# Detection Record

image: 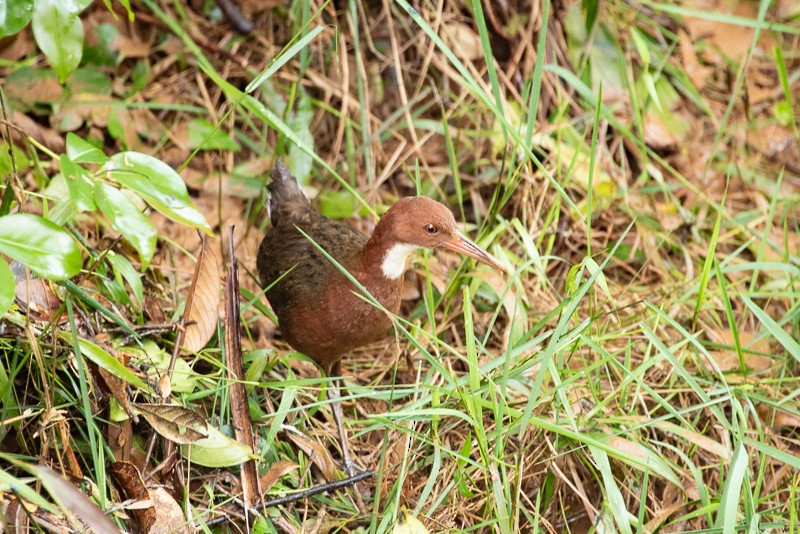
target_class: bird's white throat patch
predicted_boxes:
[381,243,418,280]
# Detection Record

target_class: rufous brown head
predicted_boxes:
[376,197,506,274]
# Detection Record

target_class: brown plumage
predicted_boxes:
[257,161,505,476]
[257,160,505,374]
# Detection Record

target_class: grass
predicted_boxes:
[1,0,800,532]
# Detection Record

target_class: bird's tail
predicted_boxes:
[268,160,311,226]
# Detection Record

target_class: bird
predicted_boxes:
[257,160,505,476]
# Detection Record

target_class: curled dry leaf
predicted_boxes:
[109,461,156,534]
[148,487,190,534]
[183,238,222,353]
[259,460,299,493]
[286,431,338,481]
[134,403,208,445]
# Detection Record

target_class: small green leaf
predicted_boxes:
[182,426,253,467]
[0,258,14,315]
[0,0,34,38]
[59,155,96,212]
[107,252,143,307]
[94,183,157,269]
[0,214,81,280]
[127,340,197,394]
[66,67,112,95]
[0,143,31,175]
[319,190,356,219]
[102,152,211,233]
[630,27,651,65]
[31,0,84,83]
[66,133,108,164]
[58,332,150,391]
[187,118,241,151]
[773,101,793,126]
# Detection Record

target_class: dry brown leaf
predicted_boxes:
[441,22,483,62]
[109,461,156,534]
[1,497,31,531]
[683,0,775,65]
[259,460,299,493]
[4,70,62,105]
[651,420,730,460]
[148,487,189,534]
[480,269,525,353]
[757,404,800,428]
[112,34,151,58]
[135,403,208,445]
[644,112,682,151]
[95,349,134,419]
[0,29,35,62]
[678,29,712,90]
[183,238,222,353]
[776,0,800,17]
[286,431,338,481]
[107,419,133,463]
[15,276,62,322]
[746,123,800,174]
[705,329,772,378]
[6,109,66,153]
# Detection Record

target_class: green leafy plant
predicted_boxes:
[0,133,210,316]
[0,0,133,83]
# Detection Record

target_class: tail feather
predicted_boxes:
[268,160,312,226]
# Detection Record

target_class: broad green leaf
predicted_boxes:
[0,214,81,280]
[0,258,13,315]
[94,183,157,269]
[102,152,211,233]
[126,340,197,394]
[31,0,84,83]
[66,133,108,164]
[59,155,96,212]
[0,143,31,176]
[0,0,34,38]
[59,332,150,391]
[186,118,241,151]
[182,425,253,467]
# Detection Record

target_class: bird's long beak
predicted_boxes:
[443,230,507,273]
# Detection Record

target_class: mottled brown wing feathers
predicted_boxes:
[258,161,370,325]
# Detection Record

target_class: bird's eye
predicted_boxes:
[424,224,438,235]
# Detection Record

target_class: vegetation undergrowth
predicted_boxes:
[0,0,799,532]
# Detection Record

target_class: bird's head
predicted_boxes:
[373,196,506,279]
